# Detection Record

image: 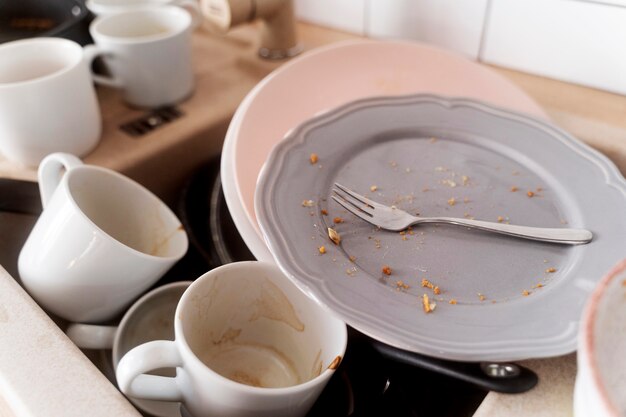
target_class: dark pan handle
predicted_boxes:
[350,328,538,394]
[0,179,42,215]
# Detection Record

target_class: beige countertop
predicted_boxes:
[1,21,625,417]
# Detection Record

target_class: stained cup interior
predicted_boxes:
[180,262,346,389]
[0,39,82,85]
[67,166,187,258]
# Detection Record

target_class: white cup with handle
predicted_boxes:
[0,38,101,167]
[116,261,348,417]
[84,6,195,109]
[18,152,188,323]
[68,281,192,417]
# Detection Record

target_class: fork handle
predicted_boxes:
[414,217,593,245]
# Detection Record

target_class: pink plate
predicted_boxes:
[575,259,626,417]
[221,39,546,260]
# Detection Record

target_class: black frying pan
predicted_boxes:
[0,0,93,46]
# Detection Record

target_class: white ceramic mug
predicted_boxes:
[85,6,195,108]
[68,281,192,417]
[117,261,347,417]
[0,38,101,166]
[18,152,188,323]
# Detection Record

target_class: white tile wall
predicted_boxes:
[294,0,626,94]
[481,0,626,95]
[367,0,488,59]
[294,0,488,58]
[294,0,367,35]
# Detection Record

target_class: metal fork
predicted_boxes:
[331,183,592,245]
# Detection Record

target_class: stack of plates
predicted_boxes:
[221,40,626,364]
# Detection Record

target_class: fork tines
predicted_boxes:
[332,183,375,219]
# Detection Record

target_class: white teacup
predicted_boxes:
[68,281,192,417]
[116,261,347,417]
[0,38,101,166]
[18,152,188,323]
[85,6,195,108]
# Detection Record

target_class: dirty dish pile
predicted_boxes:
[255,93,626,362]
[220,39,547,263]
[16,153,344,417]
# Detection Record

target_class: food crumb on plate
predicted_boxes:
[318,246,326,254]
[328,228,341,245]
[333,217,344,224]
[447,197,456,206]
[422,294,436,313]
[395,280,410,291]
[449,299,458,305]
[382,265,392,275]
[302,199,315,207]
[421,279,441,294]
[442,179,457,188]
[370,185,378,192]
[546,267,557,273]
[522,290,531,296]
[309,153,318,164]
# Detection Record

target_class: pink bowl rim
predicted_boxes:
[582,257,626,417]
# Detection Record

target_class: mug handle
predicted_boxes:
[116,340,184,402]
[66,323,117,350]
[38,152,83,208]
[174,0,202,29]
[83,45,125,89]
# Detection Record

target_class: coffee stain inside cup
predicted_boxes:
[199,343,301,388]
[149,224,184,257]
[311,350,322,377]
[328,355,342,370]
[249,279,305,332]
[186,275,314,388]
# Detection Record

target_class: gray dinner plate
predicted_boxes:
[256,94,626,362]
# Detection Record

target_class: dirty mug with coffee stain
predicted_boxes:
[18,152,188,323]
[116,261,347,417]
